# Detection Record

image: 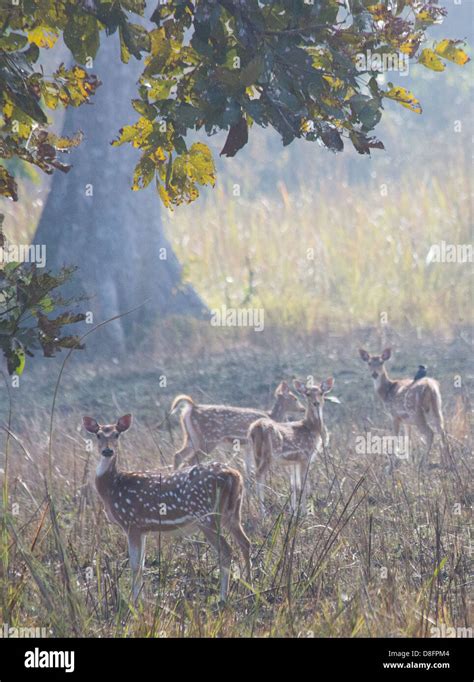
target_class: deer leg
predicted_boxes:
[228,519,251,582]
[387,417,403,471]
[256,469,266,518]
[396,421,410,463]
[405,423,412,461]
[255,453,271,518]
[322,424,330,448]
[222,480,252,581]
[298,460,311,515]
[430,404,448,468]
[289,465,301,513]
[253,428,272,518]
[200,522,233,602]
[417,413,434,469]
[128,528,146,602]
[244,444,254,478]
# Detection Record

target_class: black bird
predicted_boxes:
[413,365,427,382]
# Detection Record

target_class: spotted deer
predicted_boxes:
[83,414,251,603]
[359,348,445,465]
[171,381,305,470]
[248,378,334,517]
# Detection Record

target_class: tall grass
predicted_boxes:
[1,65,471,639]
[0,332,471,638]
[166,148,471,335]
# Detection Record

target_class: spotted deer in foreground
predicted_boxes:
[248,378,334,517]
[83,414,251,603]
[359,348,445,465]
[171,381,305,470]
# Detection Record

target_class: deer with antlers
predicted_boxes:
[248,378,334,517]
[171,381,305,470]
[359,348,445,466]
[83,414,251,603]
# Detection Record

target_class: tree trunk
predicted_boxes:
[33,36,206,354]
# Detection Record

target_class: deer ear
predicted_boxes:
[321,377,334,394]
[277,380,289,394]
[292,379,306,395]
[83,417,99,434]
[359,349,370,362]
[117,414,132,432]
[381,348,391,361]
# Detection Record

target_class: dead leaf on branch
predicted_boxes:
[220,117,249,158]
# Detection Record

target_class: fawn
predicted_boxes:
[83,414,251,602]
[171,380,305,470]
[359,348,445,465]
[248,378,334,517]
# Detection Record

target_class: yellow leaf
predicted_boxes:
[2,98,33,138]
[41,82,60,109]
[27,26,58,49]
[400,35,419,57]
[323,74,344,90]
[435,40,470,66]
[158,184,172,208]
[2,99,13,119]
[416,10,436,25]
[367,4,387,20]
[112,118,153,148]
[149,27,167,56]
[418,49,445,72]
[188,142,215,186]
[300,119,313,134]
[384,86,422,114]
[150,147,166,163]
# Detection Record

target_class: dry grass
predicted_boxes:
[0,328,472,638]
[0,83,472,638]
[165,147,471,335]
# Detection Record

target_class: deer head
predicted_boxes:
[292,378,334,421]
[359,348,391,379]
[83,414,132,462]
[274,380,305,413]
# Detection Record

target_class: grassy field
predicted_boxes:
[1,72,472,638]
[0,324,472,637]
[165,147,471,335]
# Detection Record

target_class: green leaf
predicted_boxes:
[0,165,19,201]
[7,347,25,376]
[132,98,158,119]
[132,155,155,190]
[349,95,382,130]
[239,56,264,87]
[63,13,100,64]
[120,22,151,61]
[0,33,28,52]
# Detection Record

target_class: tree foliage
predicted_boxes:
[0,1,469,374]
[0,0,469,207]
[0,216,85,375]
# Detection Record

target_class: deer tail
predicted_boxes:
[248,420,272,475]
[224,469,244,515]
[170,394,195,414]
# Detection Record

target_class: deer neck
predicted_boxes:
[302,403,323,435]
[269,396,286,421]
[373,366,397,402]
[95,455,118,502]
